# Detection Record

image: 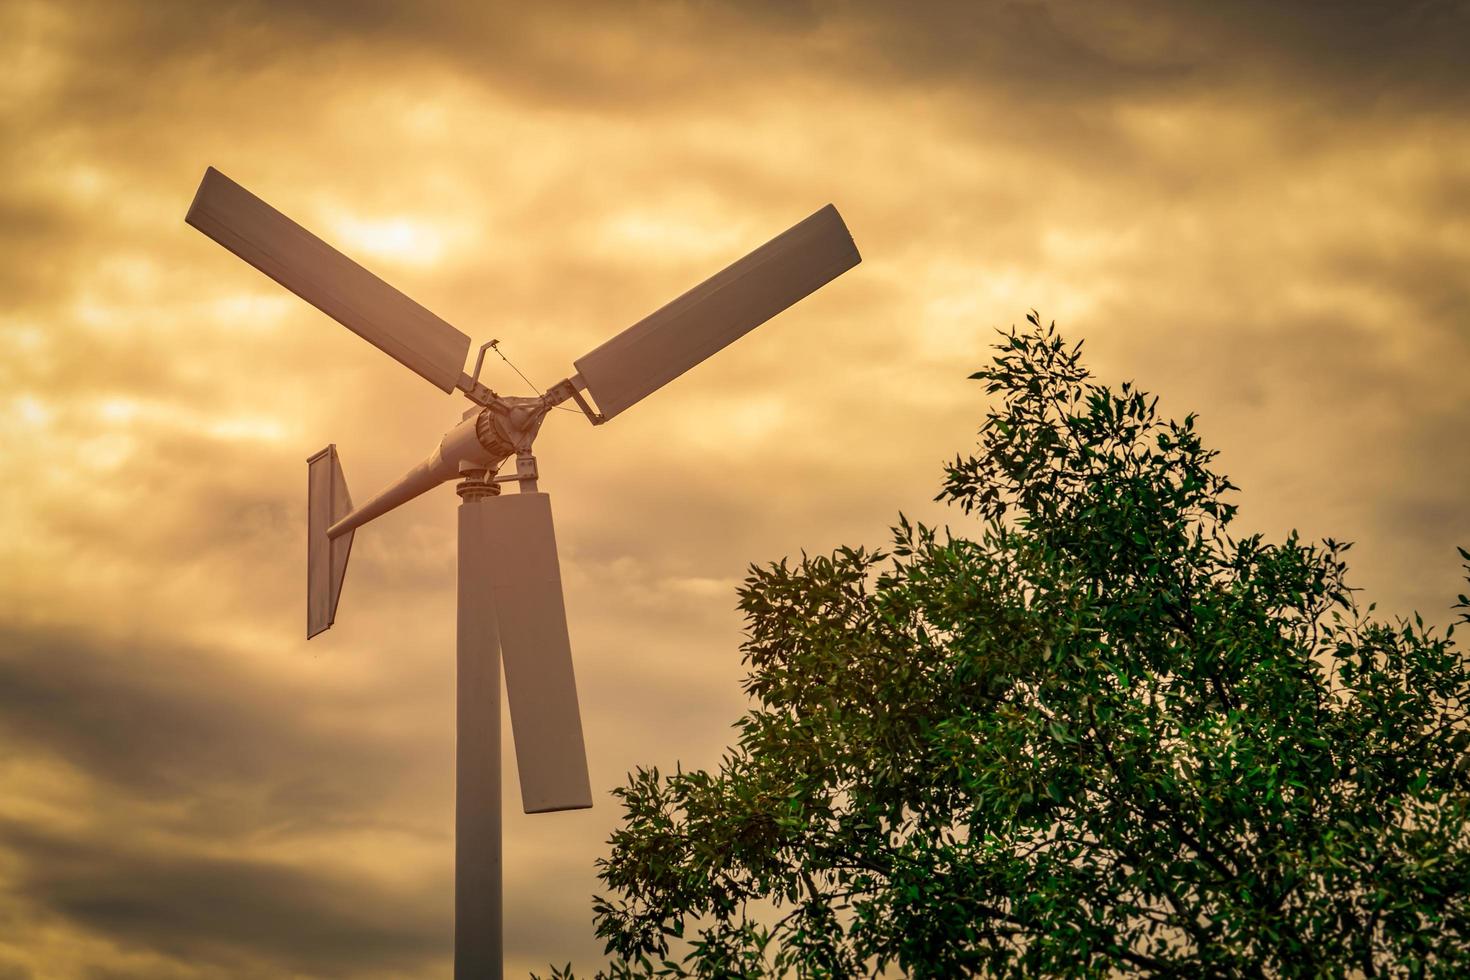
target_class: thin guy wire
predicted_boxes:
[491,342,580,413]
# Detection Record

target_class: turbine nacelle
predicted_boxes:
[317,388,558,550]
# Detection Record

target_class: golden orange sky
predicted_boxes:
[2,1,1468,976]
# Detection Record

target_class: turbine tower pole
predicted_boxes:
[456,469,503,979]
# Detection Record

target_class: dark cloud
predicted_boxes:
[0,623,440,826]
[847,1,1193,103]
[833,0,1470,111]
[21,0,1467,139]
[0,623,456,975]
[1319,241,1470,328]
[0,818,448,977]
[1177,0,1470,103]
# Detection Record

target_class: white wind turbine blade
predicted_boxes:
[572,203,861,420]
[186,167,472,393]
[476,492,592,813]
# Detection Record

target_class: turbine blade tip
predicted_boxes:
[523,798,594,814]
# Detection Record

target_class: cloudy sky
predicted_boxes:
[2,0,1468,975]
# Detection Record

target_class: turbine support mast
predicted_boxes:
[456,484,505,980]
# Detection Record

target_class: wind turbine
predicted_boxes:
[185,166,861,977]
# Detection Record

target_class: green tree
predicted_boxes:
[557,316,1470,978]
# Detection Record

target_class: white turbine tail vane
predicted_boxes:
[473,492,591,813]
[572,203,861,420]
[303,412,496,639]
[307,445,354,638]
[186,167,472,392]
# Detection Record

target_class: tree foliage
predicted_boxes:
[551,317,1470,977]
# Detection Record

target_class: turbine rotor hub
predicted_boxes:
[476,395,549,459]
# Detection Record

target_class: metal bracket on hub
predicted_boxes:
[453,340,511,408]
[543,375,605,426]
[456,372,497,408]
[488,456,535,483]
[485,451,539,493]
